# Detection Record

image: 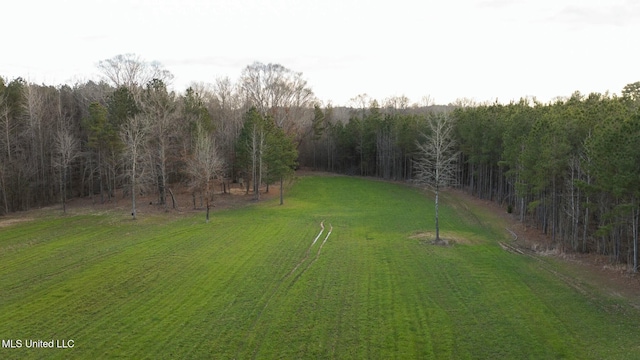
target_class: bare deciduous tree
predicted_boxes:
[54,127,80,213]
[383,95,410,113]
[211,77,244,180]
[420,95,435,107]
[349,93,371,119]
[186,123,224,222]
[141,79,177,210]
[120,114,150,220]
[415,112,458,244]
[236,108,271,201]
[0,93,11,214]
[0,93,12,161]
[98,54,174,99]
[0,163,7,215]
[239,62,315,138]
[24,84,47,198]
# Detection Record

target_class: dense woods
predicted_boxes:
[1,54,639,270]
[306,87,640,271]
[0,55,302,219]
[452,89,640,272]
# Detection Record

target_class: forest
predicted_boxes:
[1,54,639,271]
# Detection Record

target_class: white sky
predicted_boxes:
[3,0,640,106]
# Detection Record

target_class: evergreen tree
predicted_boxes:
[265,125,298,205]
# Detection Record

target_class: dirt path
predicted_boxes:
[8,182,281,220]
[0,218,33,228]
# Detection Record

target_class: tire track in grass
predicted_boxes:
[499,230,589,297]
[295,223,333,280]
[287,220,325,276]
[242,220,333,358]
[238,220,333,357]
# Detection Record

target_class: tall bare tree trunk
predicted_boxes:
[121,114,149,220]
[59,170,65,214]
[435,183,440,243]
[252,125,258,199]
[168,188,177,210]
[205,183,210,223]
[415,113,457,245]
[131,154,137,220]
[279,176,284,205]
[0,167,8,215]
[633,200,638,273]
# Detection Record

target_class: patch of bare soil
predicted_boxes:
[15,179,281,221]
[295,168,344,177]
[410,232,472,246]
[448,189,640,306]
[0,217,33,228]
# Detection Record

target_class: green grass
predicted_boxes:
[1,175,639,359]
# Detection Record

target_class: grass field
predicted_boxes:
[1,175,639,359]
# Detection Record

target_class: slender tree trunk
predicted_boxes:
[633,201,638,273]
[552,177,557,243]
[0,168,7,215]
[469,163,474,195]
[520,196,525,223]
[251,125,259,200]
[571,163,578,250]
[88,156,94,204]
[583,199,589,252]
[98,152,104,204]
[489,165,493,201]
[359,132,363,176]
[112,161,117,202]
[131,158,137,220]
[3,110,10,162]
[106,162,112,201]
[159,144,167,210]
[255,129,264,201]
[205,183,210,223]
[435,184,440,243]
[279,176,284,205]
[60,168,67,214]
[168,187,177,210]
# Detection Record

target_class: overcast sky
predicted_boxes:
[3,0,640,106]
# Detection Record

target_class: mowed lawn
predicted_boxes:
[1,176,639,359]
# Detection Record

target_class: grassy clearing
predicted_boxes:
[1,176,639,359]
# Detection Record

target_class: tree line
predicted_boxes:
[452,86,640,272]
[0,54,438,220]
[2,53,638,269]
[299,94,449,179]
[0,55,303,220]
[308,85,640,271]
